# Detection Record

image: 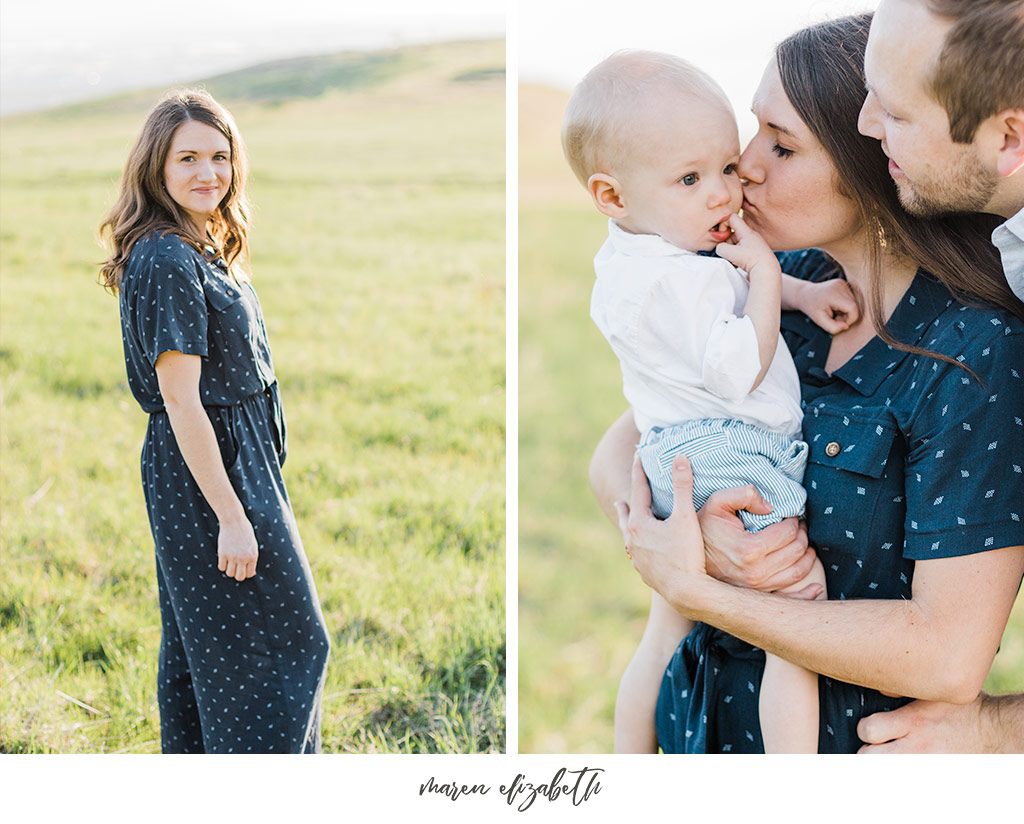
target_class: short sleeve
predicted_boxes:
[902,328,1024,559]
[130,252,208,367]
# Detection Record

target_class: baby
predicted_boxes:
[563,51,858,753]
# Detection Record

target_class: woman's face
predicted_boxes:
[162,119,232,233]
[738,60,862,254]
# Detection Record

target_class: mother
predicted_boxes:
[99,89,330,753]
[592,13,1024,753]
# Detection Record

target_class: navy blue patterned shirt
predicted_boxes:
[779,249,1024,602]
[656,248,1024,753]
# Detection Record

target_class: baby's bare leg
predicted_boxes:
[758,556,827,753]
[616,592,694,752]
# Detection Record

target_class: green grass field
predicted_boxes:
[517,82,1024,754]
[0,40,505,754]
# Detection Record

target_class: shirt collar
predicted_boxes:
[828,269,956,397]
[606,219,694,257]
[991,206,1024,301]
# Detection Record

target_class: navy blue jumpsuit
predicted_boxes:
[655,249,1024,754]
[119,231,330,753]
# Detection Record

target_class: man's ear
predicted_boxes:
[993,109,1024,178]
[588,173,628,219]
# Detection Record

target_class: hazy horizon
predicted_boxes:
[0,0,504,116]
[518,0,879,142]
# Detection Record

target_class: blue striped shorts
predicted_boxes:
[637,418,807,532]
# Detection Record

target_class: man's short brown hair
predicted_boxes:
[925,0,1024,142]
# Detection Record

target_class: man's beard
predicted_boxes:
[895,145,998,218]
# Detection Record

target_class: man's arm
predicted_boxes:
[589,408,640,527]
[858,694,1024,753]
[625,455,1024,704]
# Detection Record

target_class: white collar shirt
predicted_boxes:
[590,220,803,436]
[992,205,1024,301]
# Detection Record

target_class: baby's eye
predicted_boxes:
[680,173,698,186]
[772,144,794,159]
[723,163,737,175]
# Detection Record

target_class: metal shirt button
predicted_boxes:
[825,441,841,457]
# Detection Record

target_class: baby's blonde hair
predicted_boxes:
[561,50,731,185]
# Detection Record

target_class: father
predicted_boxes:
[855,0,1024,752]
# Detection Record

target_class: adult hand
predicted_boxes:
[614,454,708,610]
[218,516,259,581]
[698,485,820,595]
[857,698,985,754]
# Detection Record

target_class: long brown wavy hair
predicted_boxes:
[98,88,251,293]
[775,12,1024,372]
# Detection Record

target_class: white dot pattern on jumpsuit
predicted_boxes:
[121,233,330,753]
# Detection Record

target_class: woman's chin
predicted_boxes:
[742,214,772,243]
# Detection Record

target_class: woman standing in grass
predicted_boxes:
[99,89,330,753]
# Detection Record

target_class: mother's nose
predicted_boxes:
[737,145,764,185]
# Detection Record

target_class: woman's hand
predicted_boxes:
[156,351,257,581]
[217,516,259,581]
[615,454,710,611]
[697,486,820,595]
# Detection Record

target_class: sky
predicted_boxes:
[0,0,506,115]
[516,0,881,140]
[2,1,883,119]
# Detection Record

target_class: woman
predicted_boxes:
[99,89,330,753]
[592,13,1024,753]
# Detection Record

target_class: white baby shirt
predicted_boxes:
[590,219,803,437]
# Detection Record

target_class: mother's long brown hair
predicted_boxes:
[99,88,251,293]
[775,12,1024,368]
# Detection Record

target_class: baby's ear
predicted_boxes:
[588,173,627,219]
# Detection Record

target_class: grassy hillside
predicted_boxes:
[517,82,1024,754]
[0,39,505,754]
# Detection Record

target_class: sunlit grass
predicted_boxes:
[0,40,505,754]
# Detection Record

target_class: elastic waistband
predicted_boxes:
[642,417,799,445]
[150,382,278,416]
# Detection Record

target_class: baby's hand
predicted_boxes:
[790,277,861,334]
[714,212,779,280]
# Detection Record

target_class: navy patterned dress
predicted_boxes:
[655,249,1024,753]
[119,231,330,753]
